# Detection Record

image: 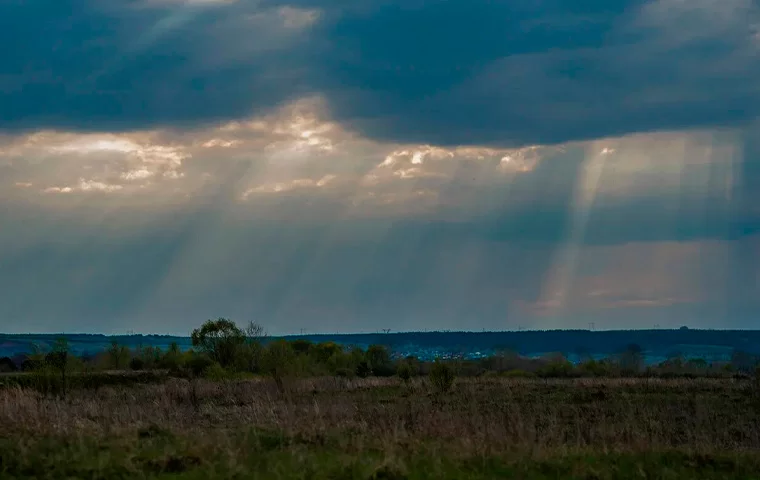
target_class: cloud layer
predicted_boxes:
[3,0,760,146]
[1,0,759,333]
[1,97,758,333]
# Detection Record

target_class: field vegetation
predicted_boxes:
[1,318,759,478]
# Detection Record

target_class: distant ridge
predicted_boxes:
[1,329,758,360]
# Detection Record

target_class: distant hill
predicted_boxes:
[0,334,192,358]
[1,329,758,362]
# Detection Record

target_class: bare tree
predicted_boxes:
[245,321,266,342]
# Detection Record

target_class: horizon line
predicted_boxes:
[0,326,748,337]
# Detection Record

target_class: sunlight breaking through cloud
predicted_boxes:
[0,98,758,331]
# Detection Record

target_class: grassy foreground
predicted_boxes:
[2,377,760,479]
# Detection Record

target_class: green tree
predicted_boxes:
[429,359,455,393]
[397,361,413,384]
[160,342,183,372]
[579,358,609,377]
[129,357,145,371]
[261,340,295,392]
[107,340,130,370]
[349,346,366,368]
[291,339,313,355]
[239,321,266,373]
[314,342,342,364]
[191,318,246,369]
[355,361,371,378]
[186,351,214,377]
[537,359,575,378]
[45,337,69,396]
[367,344,393,376]
[139,345,162,369]
[25,343,45,371]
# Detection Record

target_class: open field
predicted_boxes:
[2,376,760,478]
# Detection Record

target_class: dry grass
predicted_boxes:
[1,376,758,450]
[2,376,759,478]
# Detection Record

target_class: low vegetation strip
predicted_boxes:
[2,377,760,478]
[3,319,760,478]
[1,319,753,399]
[2,436,759,480]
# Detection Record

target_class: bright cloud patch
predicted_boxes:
[0,99,758,332]
[44,179,124,194]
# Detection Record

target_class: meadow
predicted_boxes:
[2,319,760,479]
[4,376,760,478]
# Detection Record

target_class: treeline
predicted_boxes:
[289,329,759,357]
[5,328,760,362]
[5,319,760,397]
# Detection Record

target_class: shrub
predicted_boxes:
[356,361,371,378]
[367,345,392,374]
[261,340,295,392]
[429,360,455,393]
[129,357,145,371]
[502,369,535,378]
[186,353,214,377]
[237,342,264,374]
[372,363,397,377]
[291,339,313,355]
[202,362,229,381]
[537,360,575,378]
[335,367,354,378]
[579,359,610,377]
[159,343,184,372]
[313,342,343,364]
[397,362,413,383]
[107,340,131,370]
[30,366,60,395]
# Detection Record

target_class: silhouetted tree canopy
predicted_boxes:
[191,318,246,369]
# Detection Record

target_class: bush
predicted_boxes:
[356,361,371,378]
[367,345,392,375]
[397,362,413,383]
[129,357,145,371]
[537,360,575,378]
[372,363,397,377]
[187,353,214,377]
[579,359,610,377]
[202,362,229,381]
[502,369,535,378]
[429,360,455,393]
[261,340,295,392]
[335,367,354,378]
[30,366,61,395]
[291,339,313,355]
[159,345,184,373]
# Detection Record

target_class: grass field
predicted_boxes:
[2,376,760,479]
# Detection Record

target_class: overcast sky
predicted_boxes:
[1,0,759,335]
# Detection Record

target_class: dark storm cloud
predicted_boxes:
[2,0,760,146]
[0,0,314,132]
[313,0,760,145]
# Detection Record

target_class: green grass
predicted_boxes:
[2,433,760,479]
[2,377,760,478]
